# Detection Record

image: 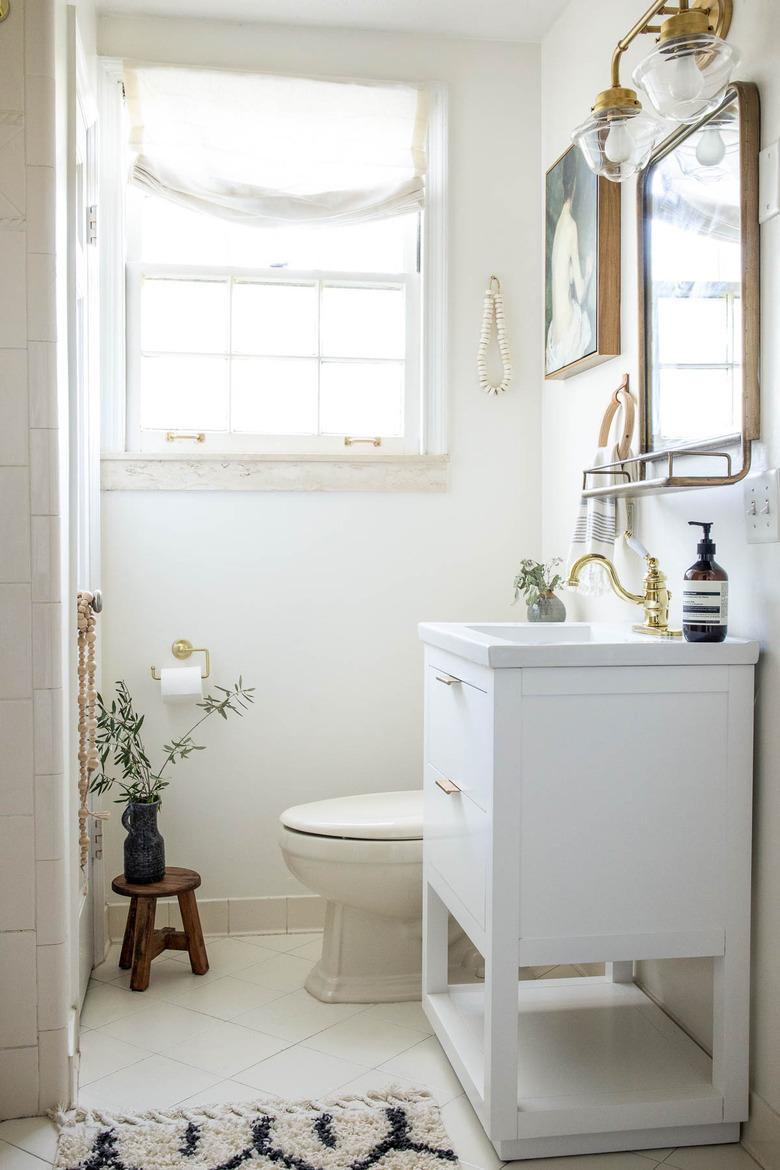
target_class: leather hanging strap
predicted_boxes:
[597,372,635,460]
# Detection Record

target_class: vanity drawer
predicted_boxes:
[424,763,487,928]
[426,664,491,811]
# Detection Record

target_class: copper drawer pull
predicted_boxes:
[435,674,461,686]
[435,777,461,795]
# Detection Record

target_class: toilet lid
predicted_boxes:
[280,790,423,840]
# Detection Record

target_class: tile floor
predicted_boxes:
[0,933,762,1170]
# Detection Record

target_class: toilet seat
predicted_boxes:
[280,790,422,841]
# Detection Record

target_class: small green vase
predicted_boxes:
[526,592,566,623]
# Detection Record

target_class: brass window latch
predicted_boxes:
[166,431,206,443]
[344,436,382,447]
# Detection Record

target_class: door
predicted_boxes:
[67,9,103,1007]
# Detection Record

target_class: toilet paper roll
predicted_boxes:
[160,666,203,704]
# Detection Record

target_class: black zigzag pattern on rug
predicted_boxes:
[65,1106,458,1170]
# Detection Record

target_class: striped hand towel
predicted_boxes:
[568,444,630,596]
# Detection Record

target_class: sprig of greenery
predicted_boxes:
[89,677,255,806]
[512,557,564,606]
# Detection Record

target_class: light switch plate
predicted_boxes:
[744,470,780,543]
[759,140,780,224]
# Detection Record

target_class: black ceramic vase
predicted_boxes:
[122,801,165,884]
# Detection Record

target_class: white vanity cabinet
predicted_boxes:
[419,622,759,1162]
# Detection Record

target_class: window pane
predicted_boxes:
[231,357,318,434]
[319,361,404,435]
[141,278,228,354]
[655,366,737,445]
[656,295,732,364]
[232,282,318,356]
[321,286,405,359]
[140,355,229,430]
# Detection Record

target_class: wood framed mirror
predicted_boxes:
[634,81,760,493]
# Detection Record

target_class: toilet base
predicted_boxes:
[305,900,483,1003]
[306,901,422,1003]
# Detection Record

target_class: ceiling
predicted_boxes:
[97,0,570,43]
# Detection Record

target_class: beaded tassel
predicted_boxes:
[77,592,99,871]
[477,275,513,395]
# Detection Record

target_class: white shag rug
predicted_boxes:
[54,1088,459,1170]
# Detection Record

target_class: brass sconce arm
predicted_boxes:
[610,0,676,87]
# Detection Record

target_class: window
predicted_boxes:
[126,196,421,453]
[112,65,446,460]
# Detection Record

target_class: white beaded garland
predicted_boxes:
[477,274,512,396]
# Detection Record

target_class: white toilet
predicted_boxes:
[280,789,475,1003]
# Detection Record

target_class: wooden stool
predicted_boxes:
[111,867,209,992]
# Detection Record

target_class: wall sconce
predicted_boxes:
[572,0,738,182]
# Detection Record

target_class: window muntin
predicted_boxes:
[126,192,421,454]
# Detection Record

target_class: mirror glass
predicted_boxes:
[643,89,744,452]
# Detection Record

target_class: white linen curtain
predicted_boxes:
[123,64,429,227]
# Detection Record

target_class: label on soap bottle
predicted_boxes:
[682,580,729,625]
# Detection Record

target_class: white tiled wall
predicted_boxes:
[0,0,69,1120]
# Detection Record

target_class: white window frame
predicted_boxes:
[98,60,448,488]
[126,263,421,455]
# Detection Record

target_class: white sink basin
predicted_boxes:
[418,620,757,668]
[466,622,592,644]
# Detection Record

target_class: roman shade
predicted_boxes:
[123,64,429,227]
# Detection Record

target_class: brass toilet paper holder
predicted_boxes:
[151,639,211,681]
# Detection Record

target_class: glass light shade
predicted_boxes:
[573,104,661,182]
[633,34,740,124]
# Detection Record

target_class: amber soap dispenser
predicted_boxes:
[682,522,728,643]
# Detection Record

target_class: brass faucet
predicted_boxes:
[567,553,682,638]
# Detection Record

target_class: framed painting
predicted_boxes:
[544,144,621,380]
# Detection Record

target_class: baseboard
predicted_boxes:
[743,1090,780,1170]
[106,894,324,941]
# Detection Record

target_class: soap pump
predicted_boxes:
[682,521,728,643]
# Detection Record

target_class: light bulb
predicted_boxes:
[604,121,634,164]
[666,52,703,102]
[695,126,726,166]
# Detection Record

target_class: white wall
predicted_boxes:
[0,0,95,1119]
[97,16,542,901]
[540,0,780,1160]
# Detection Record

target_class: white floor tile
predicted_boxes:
[663,1146,761,1170]
[168,937,272,976]
[359,1001,433,1034]
[108,958,218,999]
[90,944,124,983]
[233,1045,368,1100]
[504,1156,660,1169]
[79,982,147,1030]
[0,1119,57,1164]
[289,939,322,960]
[234,953,315,993]
[95,1002,214,1052]
[378,1035,464,1100]
[238,933,322,954]
[439,1095,503,1170]
[77,1054,221,1113]
[162,1019,291,1078]
[170,975,287,1020]
[303,1015,429,1067]
[235,988,367,1042]
[176,1079,276,1108]
[78,1030,148,1085]
[0,1141,51,1170]
[337,1068,464,1108]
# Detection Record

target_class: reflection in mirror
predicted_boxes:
[644,92,743,451]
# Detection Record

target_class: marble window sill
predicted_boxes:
[100,452,449,492]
